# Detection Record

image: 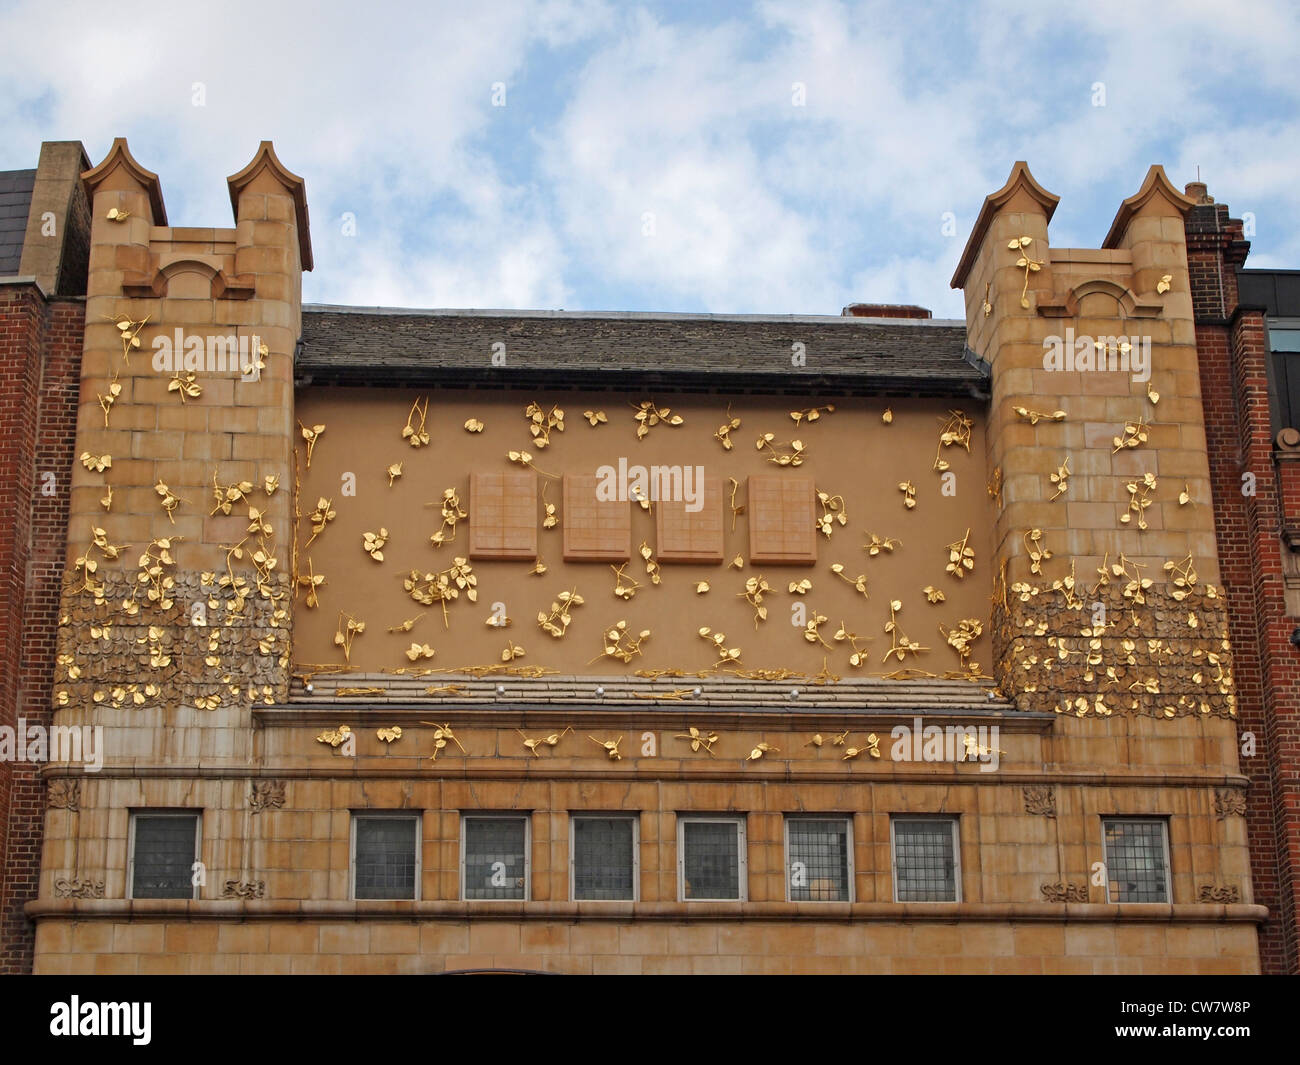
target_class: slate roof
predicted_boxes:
[298,305,987,396]
[0,169,35,276]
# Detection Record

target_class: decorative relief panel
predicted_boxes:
[655,477,725,563]
[747,475,817,565]
[469,471,538,561]
[562,474,631,562]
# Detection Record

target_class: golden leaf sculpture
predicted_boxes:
[675,726,720,757]
[402,397,430,447]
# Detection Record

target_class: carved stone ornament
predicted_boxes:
[54,877,105,899]
[1040,882,1088,903]
[221,879,266,900]
[1197,884,1240,904]
[1213,788,1246,820]
[1023,785,1057,817]
[249,779,286,813]
[47,778,81,812]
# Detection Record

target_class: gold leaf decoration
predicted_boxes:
[633,400,682,440]
[105,313,148,365]
[747,742,778,761]
[80,452,112,474]
[525,402,565,448]
[463,418,485,433]
[404,558,478,627]
[945,529,975,579]
[595,620,651,663]
[363,529,388,561]
[97,380,122,426]
[419,721,468,761]
[537,588,584,638]
[883,600,928,663]
[305,497,336,548]
[863,533,901,557]
[1113,416,1150,453]
[830,563,868,599]
[933,409,973,472]
[714,404,742,450]
[611,562,641,601]
[675,726,720,757]
[1013,406,1067,426]
[1049,457,1070,501]
[882,408,893,425]
[377,726,402,743]
[815,490,848,537]
[756,433,806,466]
[402,397,430,448]
[386,462,404,487]
[1008,235,1043,308]
[1120,472,1158,530]
[738,575,774,627]
[1156,274,1172,294]
[583,409,607,427]
[639,541,661,585]
[923,586,945,604]
[790,404,834,425]
[297,556,325,609]
[428,487,467,547]
[898,481,917,510]
[589,734,623,760]
[405,642,435,662]
[106,206,129,222]
[698,625,742,667]
[316,725,352,748]
[299,422,325,467]
[833,621,871,667]
[501,640,526,662]
[332,612,366,663]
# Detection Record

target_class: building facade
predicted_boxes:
[0,140,1278,973]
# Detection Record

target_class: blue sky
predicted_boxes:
[2,0,1297,317]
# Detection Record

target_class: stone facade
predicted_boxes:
[2,143,1273,974]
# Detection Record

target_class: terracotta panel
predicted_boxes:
[656,477,724,563]
[562,474,631,561]
[747,475,816,564]
[469,471,538,560]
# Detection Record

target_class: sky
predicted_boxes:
[1,0,1297,318]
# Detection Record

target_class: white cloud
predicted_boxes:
[0,0,1296,315]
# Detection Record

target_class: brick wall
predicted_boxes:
[1188,198,1300,974]
[0,287,84,972]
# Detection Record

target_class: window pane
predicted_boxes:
[789,819,850,901]
[132,816,197,899]
[1105,820,1168,903]
[894,819,957,901]
[683,821,740,900]
[464,819,527,900]
[573,818,635,900]
[354,817,417,900]
[1268,326,1300,353]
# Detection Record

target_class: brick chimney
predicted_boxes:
[840,303,932,319]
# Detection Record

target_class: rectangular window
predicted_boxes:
[351,814,419,900]
[129,812,200,900]
[1103,818,1170,903]
[678,816,746,901]
[892,817,960,902]
[786,817,853,902]
[462,816,529,901]
[571,816,638,901]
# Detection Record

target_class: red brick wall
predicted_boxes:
[1189,202,1300,974]
[0,286,83,973]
